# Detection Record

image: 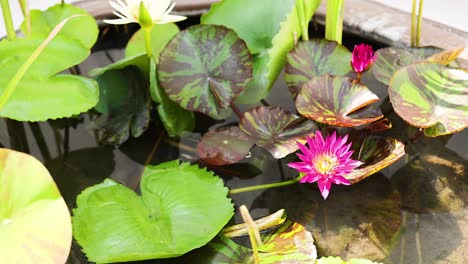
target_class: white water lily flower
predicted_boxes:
[104,0,186,25]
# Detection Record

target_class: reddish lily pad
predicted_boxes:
[389,63,468,137]
[0,149,72,263]
[285,39,353,98]
[198,126,254,165]
[372,46,442,85]
[345,136,406,184]
[239,106,318,159]
[295,75,383,127]
[157,24,252,119]
[426,47,464,65]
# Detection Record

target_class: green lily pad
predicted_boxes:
[0,148,72,263]
[90,56,151,145]
[239,106,318,159]
[202,0,307,104]
[285,39,353,98]
[295,75,383,127]
[125,24,195,137]
[345,136,406,184]
[372,46,442,85]
[125,23,180,63]
[198,126,254,166]
[389,63,468,137]
[157,24,252,119]
[0,4,99,121]
[73,160,234,263]
[192,220,317,263]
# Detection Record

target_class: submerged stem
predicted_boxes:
[1,0,16,40]
[229,179,299,195]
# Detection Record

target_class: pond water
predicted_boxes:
[1,19,467,264]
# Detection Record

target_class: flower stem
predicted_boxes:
[230,102,243,119]
[1,0,16,40]
[229,179,299,195]
[416,0,424,47]
[410,0,417,47]
[144,27,153,58]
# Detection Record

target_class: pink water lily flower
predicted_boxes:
[288,131,363,199]
[351,43,377,73]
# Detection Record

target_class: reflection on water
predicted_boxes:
[0,34,466,264]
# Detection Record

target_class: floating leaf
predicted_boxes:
[345,136,405,184]
[202,0,308,104]
[239,106,318,159]
[372,46,442,85]
[123,24,195,137]
[285,39,353,98]
[0,149,71,263]
[150,60,195,137]
[198,126,254,166]
[125,23,180,62]
[295,75,383,127]
[425,47,464,65]
[158,24,252,119]
[90,57,151,145]
[193,221,317,263]
[73,160,234,263]
[389,63,468,137]
[0,4,99,121]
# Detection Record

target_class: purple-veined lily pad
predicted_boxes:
[295,75,383,127]
[198,126,254,165]
[239,106,318,159]
[0,149,72,263]
[285,39,353,98]
[372,46,443,85]
[389,63,468,137]
[157,24,252,119]
[364,118,392,133]
[345,136,406,184]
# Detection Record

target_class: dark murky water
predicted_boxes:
[1,21,466,264]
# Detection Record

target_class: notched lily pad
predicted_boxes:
[0,4,99,121]
[0,149,72,263]
[239,106,318,159]
[158,24,252,119]
[285,39,353,98]
[389,63,468,137]
[372,46,443,85]
[198,126,254,166]
[345,136,406,184]
[295,75,383,127]
[202,0,307,104]
[72,160,234,263]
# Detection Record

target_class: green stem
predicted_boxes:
[416,0,424,47]
[296,0,308,41]
[18,0,30,36]
[1,0,16,40]
[144,27,153,58]
[410,0,417,47]
[229,179,299,195]
[325,0,344,44]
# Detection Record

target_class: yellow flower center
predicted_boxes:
[313,154,338,175]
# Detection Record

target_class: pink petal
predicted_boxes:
[317,179,332,199]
